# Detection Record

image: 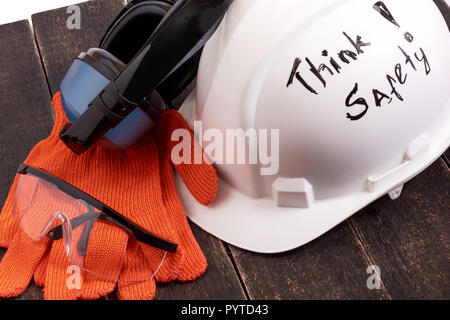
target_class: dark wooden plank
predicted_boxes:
[0,249,44,300]
[230,221,391,300]
[0,20,53,209]
[32,0,126,95]
[349,159,449,299]
[31,0,246,300]
[0,20,53,300]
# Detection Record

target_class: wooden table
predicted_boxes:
[0,0,448,300]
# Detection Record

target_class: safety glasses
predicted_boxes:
[12,163,178,282]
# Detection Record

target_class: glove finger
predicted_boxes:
[44,239,79,300]
[160,156,207,281]
[159,110,218,206]
[80,222,128,300]
[137,203,185,284]
[116,238,156,300]
[140,241,184,283]
[25,93,69,165]
[33,246,50,287]
[0,232,49,298]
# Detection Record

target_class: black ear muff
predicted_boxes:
[60,0,232,154]
[100,1,172,63]
[99,0,201,106]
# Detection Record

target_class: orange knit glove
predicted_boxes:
[0,93,217,300]
[114,110,216,299]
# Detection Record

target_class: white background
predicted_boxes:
[0,0,448,25]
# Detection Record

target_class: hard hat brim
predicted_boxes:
[177,100,449,253]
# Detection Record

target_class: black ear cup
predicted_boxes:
[100,1,172,64]
[99,0,201,106]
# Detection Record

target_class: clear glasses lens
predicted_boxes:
[12,173,166,282]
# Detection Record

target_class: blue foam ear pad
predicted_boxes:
[60,48,158,150]
[60,58,108,123]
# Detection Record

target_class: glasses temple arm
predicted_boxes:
[46,211,178,253]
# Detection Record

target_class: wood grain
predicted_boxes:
[229,221,391,300]
[0,249,45,300]
[349,159,449,299]
[0,20,53,300]
[0,21,53,208]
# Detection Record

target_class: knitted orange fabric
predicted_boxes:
[155,111,215,281]
[0,92,218,299]
[115,111,218,299]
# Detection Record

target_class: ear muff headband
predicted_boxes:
[99,0,200,105]
[99,0,176,42]
[100,1,174,63]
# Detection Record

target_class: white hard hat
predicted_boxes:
[177,0,450,253]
